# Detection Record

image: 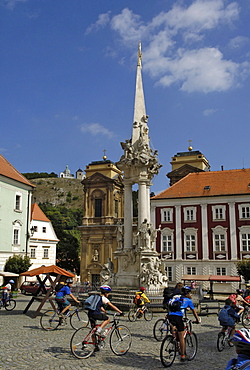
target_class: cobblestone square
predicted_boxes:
[0,296,236,369]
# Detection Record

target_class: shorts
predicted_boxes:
[88,312,109,327]
[168,315,185,332]
[55,297,70,309]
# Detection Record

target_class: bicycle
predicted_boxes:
[40,303,89,331]
[217,326,234,351]
[242,306,250,328]
[0,295,16,311]
[128,304,153,322]
[160,318,198,367]
[153,314,171,341]
[70,313,132,359]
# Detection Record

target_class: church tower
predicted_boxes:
[79,155,124,286]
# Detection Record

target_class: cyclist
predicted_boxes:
[55,278,80,317]
[218,299,240,339]
[168,285,200,362]
[88,285,123,337]
[135,287,150,318]
[2,280,14,304]
[225,328,250,370]
[235,289,250,315]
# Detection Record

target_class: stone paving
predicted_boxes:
[0,295,238,370]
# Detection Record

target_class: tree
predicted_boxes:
[235,259,250,282]
[4,255,32,274]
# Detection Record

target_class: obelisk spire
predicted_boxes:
[132,42,148,146]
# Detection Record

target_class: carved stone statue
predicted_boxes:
[92,249,99,262]
[116,221,124,250]
[138,218,150,249]
[100,258,114,284]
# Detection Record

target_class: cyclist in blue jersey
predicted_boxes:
[55,278,80,317]
[225,328,250,370]
[168,285,200,362]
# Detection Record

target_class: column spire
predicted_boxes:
[132,42,148,146]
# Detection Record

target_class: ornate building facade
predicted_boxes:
[79,158,124,286]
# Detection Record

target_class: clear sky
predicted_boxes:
[1,0,250,194]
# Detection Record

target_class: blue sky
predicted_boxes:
[1,0,250,194]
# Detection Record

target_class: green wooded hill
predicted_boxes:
[31,177,84,209]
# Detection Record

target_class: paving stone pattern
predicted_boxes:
[0,296,236,369]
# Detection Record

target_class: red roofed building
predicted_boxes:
[151,169,250,291]
[0,154,35,273]
[29,203,59,273]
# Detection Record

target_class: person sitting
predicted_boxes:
[225,328,250,370]
[88,285,123,337]
[168,285,200,362]
[218,299,240,339]
[134,287,150,317]
[55,278,80,318]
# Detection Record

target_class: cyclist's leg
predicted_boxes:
[169,315,185,358]
[60,299,71,315]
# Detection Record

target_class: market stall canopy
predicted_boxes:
[0,272,19,277]
[20,265,75,317]
[182,275,210,281]
[20,265,74,278]
[182,274,241,282]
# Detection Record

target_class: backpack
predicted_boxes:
[55,283,64,293]
[133,293,142,305]
[218,307,231,324]
[168,295,183,312]
[229,359,250,370]
[84,294,101,311]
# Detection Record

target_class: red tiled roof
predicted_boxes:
[31,203,50,222]
[152,169,250,199]
[0,154,35,188]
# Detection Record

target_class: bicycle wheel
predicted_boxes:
[144,308,153,321]
[153,319,170,341]
[110,325,132,355]
[5,299,16,311]
[40,309,60,331]
[217,332,225,352]
[185,332,198,360]
[242,310,250,328]
[70,326,95,359]
[160,335,176,367]
[70,309,89,330]
[128,308,137,322]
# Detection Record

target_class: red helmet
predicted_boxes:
[140,287,146,292]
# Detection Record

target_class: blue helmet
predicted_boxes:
[182,286,191,295]
[232,329,250,353]
[100,285,111,293]
[9,280,14,284]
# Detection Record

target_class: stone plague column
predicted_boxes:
[114,43,166,288]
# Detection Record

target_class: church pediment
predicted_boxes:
[167,164,204,178]
[82,172,110,184]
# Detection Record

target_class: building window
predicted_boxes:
[216,267,226,275]
[114,200,118,218]
[42,227,46,233]
[165,266,173,282]
[15,194,22,211]
[33,226,37,232]
[183,228,198,252]
[239,204,250,219]
[95,199,102,217]
[161,228,174,253]
[184,207,196,222]
[13,229,19,245]
[43,248,49,258]
[187,267,196,275]
[212,226,227,252]
[30,248,36,258]
[212,205,226,221]
[161,208,173,223]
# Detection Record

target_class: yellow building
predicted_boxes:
[79,157,124,286]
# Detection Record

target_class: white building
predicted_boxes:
[60,165,74,178]
[29,203,58,273]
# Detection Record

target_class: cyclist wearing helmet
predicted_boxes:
[88,285,123,337]
[134,287,150,317]
[168,285,200,362]
[2,280,14,304]
[55,278,80,317]
[235,289,250,315]
[225,328,250,370]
